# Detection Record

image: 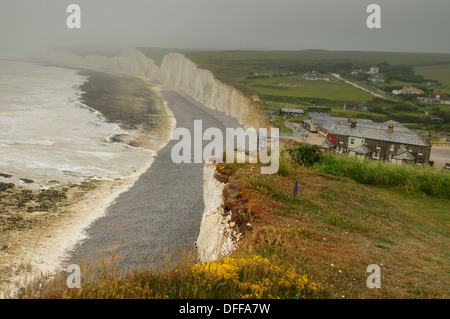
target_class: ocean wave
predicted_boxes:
[0,60,153,185]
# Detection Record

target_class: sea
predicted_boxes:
[0,59,155,187]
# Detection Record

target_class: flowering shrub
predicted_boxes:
[191,255,320,299]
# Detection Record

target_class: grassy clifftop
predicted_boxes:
[20,151,449,299]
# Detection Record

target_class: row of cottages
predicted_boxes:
[304,113,432,165]
[418,92,450,105]
[392,86,424,95]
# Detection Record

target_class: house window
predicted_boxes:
[373,152,380,159]
[389,154,394,161]
[339,137,344,144]
[390,144,395,151]
[376,141,381,149]
[417,158,423,164]
[409,146,413,152]
[418,148,424,155]
[350,138,355,145]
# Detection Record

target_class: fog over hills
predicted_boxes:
[1,0,449,58]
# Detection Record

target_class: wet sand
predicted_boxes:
[78,70,174,151]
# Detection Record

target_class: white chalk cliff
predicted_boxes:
[196,161,240,263]
[45,48,270,130]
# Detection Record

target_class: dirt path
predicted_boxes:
[331,73,390,100]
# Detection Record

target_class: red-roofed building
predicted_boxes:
[393,86,424,95]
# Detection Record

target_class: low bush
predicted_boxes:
[287,146,322,167]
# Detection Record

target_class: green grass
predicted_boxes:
[185,50,450,72]
[271,116,292,134]
[415,63,450,88]
[314,153,450,199]
[183,50,385,103]
[247,76,373,102]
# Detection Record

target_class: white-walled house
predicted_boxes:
[392,86,424,95]
[368,66,379,75]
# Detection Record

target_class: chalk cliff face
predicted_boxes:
[45,48,270,130]
[159,53,269,129]
[196,161,239,263]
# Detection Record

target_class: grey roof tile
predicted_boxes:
[307,113,427,147]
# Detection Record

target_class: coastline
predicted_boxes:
[0,68,175,298]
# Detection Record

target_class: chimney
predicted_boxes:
[350,119,357,128]
[427,132,432,144]
[388,123,394,133]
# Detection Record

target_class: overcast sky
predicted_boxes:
[1,0,449,57]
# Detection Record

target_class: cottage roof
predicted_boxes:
[280,107,304,114]
[393,151,416,161]
[309,113,372,131]
[400,86,424,94]
[307,106,330,109]
[327,122,427,147]
[306,113,426,146]
[321,139,335,149]
[351,145,371,154]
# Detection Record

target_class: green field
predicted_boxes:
[415,63,450,87]
[241,75,373,103]
[184,50,450,70]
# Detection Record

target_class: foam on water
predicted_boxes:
[0,60,155,186]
